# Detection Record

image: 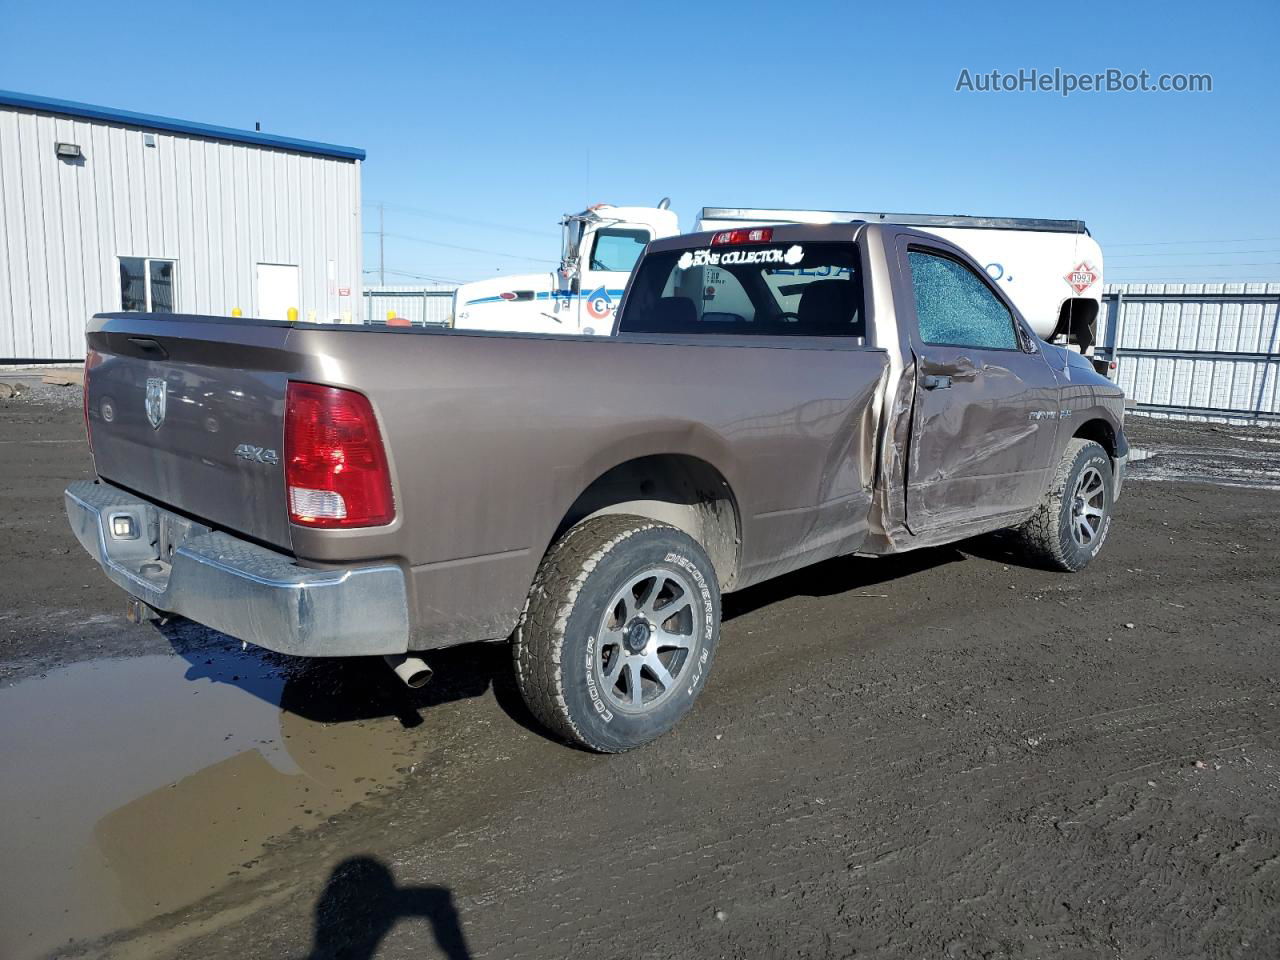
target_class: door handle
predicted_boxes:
[922,374,953,390]
[128,337,169,359]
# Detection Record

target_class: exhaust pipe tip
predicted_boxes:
[384,653,433,689]
[403,665,433,689]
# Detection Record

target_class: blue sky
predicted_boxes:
[4,0,1277,284]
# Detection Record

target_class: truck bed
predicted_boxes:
[84,315,889,648]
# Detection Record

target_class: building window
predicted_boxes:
[119,257,177,313]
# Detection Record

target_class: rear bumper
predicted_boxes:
[64,480,410,657]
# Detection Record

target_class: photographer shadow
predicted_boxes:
[304,856,471,960]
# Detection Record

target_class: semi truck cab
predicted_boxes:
[451,201,680,335]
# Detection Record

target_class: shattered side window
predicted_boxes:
[908,250,1017,350]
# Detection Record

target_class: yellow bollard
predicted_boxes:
[287,307,298,323]
[306,310,316,323]
[231,307,242,317]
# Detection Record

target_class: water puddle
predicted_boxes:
[1126,442,1280,491]
[0,638,425,959]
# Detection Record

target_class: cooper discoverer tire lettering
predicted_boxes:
[512,515,721,753]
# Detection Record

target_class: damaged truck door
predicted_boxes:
[902,244,1063,535]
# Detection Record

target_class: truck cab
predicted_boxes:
[451,202,679,335]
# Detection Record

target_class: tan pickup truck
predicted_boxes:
[67,221,1128,752]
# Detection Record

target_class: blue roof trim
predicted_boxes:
[0,90,365,161]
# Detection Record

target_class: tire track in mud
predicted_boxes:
[153,627,1280,960]
[451,702,1280,960]
[8,408,1280,959]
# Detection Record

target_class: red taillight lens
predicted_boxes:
[284,382,395,528]
[83,349,104,452]
[710,227,773,246]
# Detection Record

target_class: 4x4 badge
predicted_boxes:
[144,378,166,429]
[234,443,279,465]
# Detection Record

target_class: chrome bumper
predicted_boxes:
[65,480,410,657]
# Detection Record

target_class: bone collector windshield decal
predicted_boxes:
[677,245,805,270]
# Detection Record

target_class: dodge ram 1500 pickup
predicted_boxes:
[67,221,1128,752]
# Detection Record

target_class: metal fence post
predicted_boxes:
[1110,289,1125,362]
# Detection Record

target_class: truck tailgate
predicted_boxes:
[85,315,297,551]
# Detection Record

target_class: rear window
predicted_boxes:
[618,241,864,338]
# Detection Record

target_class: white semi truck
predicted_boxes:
[450,202,1106,359]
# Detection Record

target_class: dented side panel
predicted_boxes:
[905,347,1060,534]
[732,370,888,588]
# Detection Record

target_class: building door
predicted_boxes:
[256,264,300,322]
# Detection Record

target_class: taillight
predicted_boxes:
[284,382,395,528]
[710,227,773,246]
[83,349,103,452]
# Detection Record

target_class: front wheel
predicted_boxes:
[1014,438,1115,572]
[513,516,720,752]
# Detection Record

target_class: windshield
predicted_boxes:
[618,241,864,337]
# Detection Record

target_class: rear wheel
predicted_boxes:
[1014,438,1114,572]
[513,516,720,752]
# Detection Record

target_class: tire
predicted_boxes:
[513,515,721,752]
[1014,438,1114,572]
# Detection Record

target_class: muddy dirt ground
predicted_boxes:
[2,389,1278,960]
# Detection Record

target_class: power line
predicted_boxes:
[364,201,559,239]
[1109,249,1280,259]
[1103,261,1280,269]
[1106,236,1280,247]
[363,229,556,263]
[363,267,465,284]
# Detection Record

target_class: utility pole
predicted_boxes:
[379,204,385,286]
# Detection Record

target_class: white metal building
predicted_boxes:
[1098,283,1280,424]
[0,90,364,362]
